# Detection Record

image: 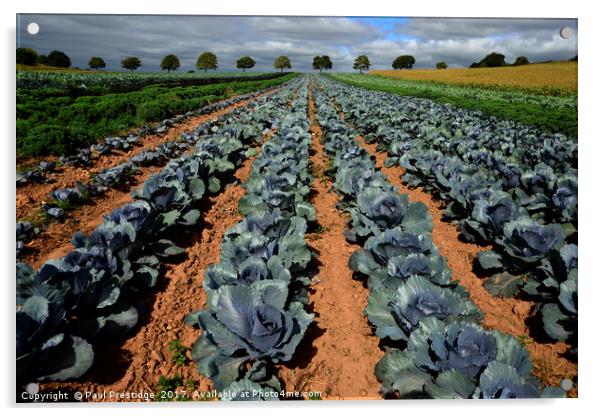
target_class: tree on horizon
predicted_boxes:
[88,56,106,69]
[237,56,256,72]
[353,55,371,73]
[392,55,415,70]
[160,54,181,72]
[121,56,142,71]
[312,55,333,73]
[274,55,292,72]
[196,52,218,72]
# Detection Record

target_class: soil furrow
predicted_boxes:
[358,137,577,396]
[24,165,162,268]
[38,139,263,402]
[276,87,382,400]
[17,88,279,221]
[20,97,280,268]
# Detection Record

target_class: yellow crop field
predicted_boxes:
[370,61,577,95]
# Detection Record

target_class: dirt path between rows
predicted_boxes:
[358,138,577,397]
[276,87,382,400]
[24,166,162,269]
[16,91,277,222]
[39,139,262,402]
[21,97,279,269]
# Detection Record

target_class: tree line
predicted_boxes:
[469,52,530,68]
[17,47,535,73]
[16,48,291,72]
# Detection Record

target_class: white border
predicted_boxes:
[3,1,600,415]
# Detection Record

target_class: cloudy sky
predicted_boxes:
[16,15,578,72]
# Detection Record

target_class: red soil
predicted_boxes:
[359,138,577,397]
[25,166,162,269]
[39,145,258,402]
[16,93,272,221]
[19,91,280,268]
[276,88,383,400]
[30,82,577,402]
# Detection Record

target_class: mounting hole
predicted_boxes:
[560,378,573,391]
[25,382,39,394]
[27,22,39,35]
[560,26,572,39]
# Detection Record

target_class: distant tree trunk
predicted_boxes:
[243,68,246,72]
[319,68,322,73]
[280,67,283,72]
[204,67,207,72]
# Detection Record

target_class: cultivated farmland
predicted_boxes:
[371,61,577,95]
[16,72,294,157]
[16,71,577,401]
[329,71,577,137]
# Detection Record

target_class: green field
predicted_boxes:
[17,72,298,158]
[327,73,577,137]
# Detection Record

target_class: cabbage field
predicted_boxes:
[16,73,577,401]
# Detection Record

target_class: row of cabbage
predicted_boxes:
[16,85,277,187]
[185,78,316,401]
[17,70,274,91]
[16,83,289,257]
[311,81,563,399]
[317,76,578,350]
[329,73,577,112]
[15,79,303,387]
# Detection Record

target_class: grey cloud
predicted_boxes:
[350,36,577,69]
[352,18,577,69]
[395,17,577,41]
[17,14,379,71]
[16,15,578,72]
[247,16,380,43]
